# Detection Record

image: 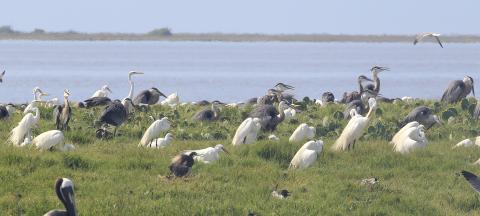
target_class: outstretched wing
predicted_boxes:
[434,36,444,48]
[461,170,480,193]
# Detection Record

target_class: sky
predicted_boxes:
[2,0,480,35]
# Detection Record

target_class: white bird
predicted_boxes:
[289,140,324,169]
[268,134,280,141]
[413,32,443,48]
[392,123,428,154]
[160,93,180,107]
[9,107,40,146]
[138,117,171,146]
[127,71,144,99]
[33,130,65,151]
[24,100,41,114]
[391,121,419,145]
[289,123,315,143]
[452,139,474,149]
[147,133,174,148]
[232,117,262,146]
[283,107,296,119]
[92,85,112,98]
[401,96,414,103]
[184,144,230,164]
[332,98,378,151]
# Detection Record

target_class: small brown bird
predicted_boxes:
[169,152,198,177]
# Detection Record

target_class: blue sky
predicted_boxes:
[3,0,479,34]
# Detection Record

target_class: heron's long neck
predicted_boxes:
[34,92,39,101]
[64,96,70,109]
[127,80,134,99]
[366,106,376,120]
[277,106,286,122]
[33,109,40,122]
[358,79,364,92]
[373,73,380,93]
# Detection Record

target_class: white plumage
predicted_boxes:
[139,117,171,146]
[9,107,40,146]
[160,93,180,107]
[476,136,480,147]
[452,139,474,149]
[332,98,377,151]
[92,85,112,98]
[390,121,419,145]
[392,122,428,154]
[268,134,280,141]
[232,117,261,146]
[184,144,229,164]
[289,140,324,169]
[33,130,65,150]
[283,107,296,119]
[289,123,315,143]
[24,100,40,114]
[147,133,173,148]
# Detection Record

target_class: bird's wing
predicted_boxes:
[434,36,444,48]
[441,81,464,103]
[413,34,425,45]
[232,118,254,145]
[461,171,480,193]
[133,90,150,105]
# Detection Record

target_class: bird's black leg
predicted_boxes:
[113,127,117,138]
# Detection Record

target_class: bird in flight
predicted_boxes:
[413,32,443,48]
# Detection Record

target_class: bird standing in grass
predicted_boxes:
[289,123,315,143]
[147,133,174,149]
[441,76,475,104]
[33,130,65,151]
[169,152,198,177]
[392,122,428,154]
[44,178,77,216]
[139,117,171,146]
[54,89,72,131]
[184,144,229,164]
[232,117,262,146]
[98,100,128,137]
[289,140,324,169]
[9,107,40,146]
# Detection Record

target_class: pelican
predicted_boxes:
[321,92,335,105]
[139,117,171,146]
[44,178,77,216]
[83,97,112,108]
[148,133,174,148]
[54,89,72,131]
[289,140,324,169]
[289,123,315,143]
[341,75,373,104]
[184,144,229,164]
[98,99,128,137]
[0,70,5,82]
[249,101,288,131]
[271,184,291,199]
[392,123,428,154]
[274,83,294,92]
[452,139,474,149]
[232,117,262,146]
[193,102,221,121]
[9,107,40,146]
[332,98,377,151]
[441,76,475,104]
[474,100,480,119]
[400,106,441,129]
[133,87,167,105]
[413,32,443,48]
[91,85,112,98]
[160,92,180,107]
[460,171,480,194]
[33,130,65,151]
[169,152,198,177]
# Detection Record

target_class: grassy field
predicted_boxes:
[1,98,480,215]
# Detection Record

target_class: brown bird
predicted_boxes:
[169,152,198,177]
[44,178,77,216]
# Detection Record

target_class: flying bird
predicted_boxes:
[413,32,443,48]
[44,178,77,216]
[441,76,475,103]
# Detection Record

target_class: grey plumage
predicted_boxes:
[83,97,111,108]
[441,76,475,104]
[0,70,5,83]
[414,33,443,48]
[249,102,286,131]
[193,104,220,121]
[400,106,440,129]
[341,75,373,103]
[169,152,197,177]
[0,105,9,119]
[246,97,258,105]
[43,178,77,216]
[98,99,128,137]
[343,100,365,120]
[321,92,335,104]
[54,90,72,131]
[133,87,166,105]
[461,170,480,194]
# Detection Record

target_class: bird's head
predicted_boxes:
[56,178,77,215]
[464,76,475,96]
[150,87,167,98]
[215,144,230,154]
[64,89,71,98]
[102,85,112,93]
[371,66,389,75]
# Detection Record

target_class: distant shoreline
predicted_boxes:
[1,33,480,43]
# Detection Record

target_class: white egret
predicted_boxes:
[160,92,180,107]
[138,117,171,146]
[332,98,378,151]
[147,133,173,148]
[184,144,229,164]
[33,130,65,151]
[283,107,296,119]
[232,117,262,146]
[92,84,112,98]
[9,107,40,146]
[391,121,420,145]
[289,123,315,143]
[452,139,474,149]
[126,71,144,99]
[392,123,428,154]
[289,140,324,169]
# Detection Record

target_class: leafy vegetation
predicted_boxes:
[0,98,480,215]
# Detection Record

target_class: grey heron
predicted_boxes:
[133,87,167,105]
[249,101,288,131]
[400,106,441,129]
[98,99,129,137]
[54,89,72,131]
[321,92,335,104]
[169,152,198,177]
[44,178,77,216]
[413,32,443,48]
[193,102,221,121]
[274,82,294,92]
[364,66,389,95]
[83,97,112,108]
[0,70,5,83]
[441,76,475,104]
[341,75,373,103]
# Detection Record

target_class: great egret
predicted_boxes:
[138,117,171,147]
[452,139,474,149]
[289,140,324,169]
[392,123,428,154]
[33,130,65,151]
[9,107,40,146]
[400,106,441,129]
[249,101,288,131]
[148,133,174,148]
[126,71,143,99]
[271,184,290,199]
[44,178,77,216]
[169,152,198,177]
[391,121,419,145]
[413,32,443,48]
[133,87,167,105]
[91,85,112,98]
[184,144,229,164]
[160,92,180,107]
[289,123,315,143]
[232,117,262,146]
[54,89,72,131]
[441,76,475,104]
[332,98,378,151]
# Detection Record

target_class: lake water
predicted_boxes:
[0,40,479,103]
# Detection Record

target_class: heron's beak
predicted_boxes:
[222,147,230,155]
[129,71,144,75]
[472,86,475,97]
[433,115,443,126]
[106,87,112,93]
[41,92,49,96]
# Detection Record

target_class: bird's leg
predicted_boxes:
[353,140,356,150]
[113,127,117,138]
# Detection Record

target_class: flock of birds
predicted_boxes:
[1,33,480,215]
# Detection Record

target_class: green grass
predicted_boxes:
[1,98,480,215]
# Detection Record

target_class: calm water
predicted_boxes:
[0,40,479,103]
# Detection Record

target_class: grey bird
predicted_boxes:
[83,97,112,108]
[169,152,198,177]
[321,92,335,104]
[400,106,441,129]
[343,100,365,120]
[249,101,288,131]
[413,32,443,48]
[441,76,475,104]
[54,89,72,131]
[193,102,221,121]
[341,75,373,103]
[43,178,77,216]
[474,100,480,119]
[98,99,129,137]
[274,83,294,92]
[133,87,167,105]
[461,170,480,194]
[364,66,389,96]
[0,70,5,83]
